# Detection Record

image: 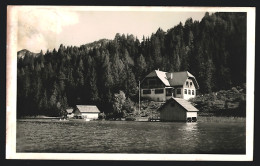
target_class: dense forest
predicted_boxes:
[17,12,246,117]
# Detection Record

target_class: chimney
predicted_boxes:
[171,73,173,79]
[158,68,159,71]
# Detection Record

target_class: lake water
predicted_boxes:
[16,119,246,154]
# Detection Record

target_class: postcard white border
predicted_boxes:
[6,6,255,161]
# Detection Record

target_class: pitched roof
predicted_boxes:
[66,109,73,113]
[145,70,170,86]
[155,70,171,86]
[144,70,199,89]
[76,105,100,113]
[173,98,199,112]
[167,71,199,89]
[158,97,199,112]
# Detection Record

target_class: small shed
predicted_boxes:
[74,105,100,120]
[66,108,74,118]
[158,97,199,122]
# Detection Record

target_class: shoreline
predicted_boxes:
[18,115,246,123]
[18,115,61,119]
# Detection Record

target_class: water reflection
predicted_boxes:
[176,123,199,153]
[179,122,198,132]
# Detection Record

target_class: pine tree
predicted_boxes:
[16,12,247,117]
[110,52,125,91]
[86,56,99,103]
[136,54,147,81]
[39,90,48,115]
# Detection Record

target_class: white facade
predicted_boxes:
[81,113,99,119]
[173,78,196,100]
[182,78,196,100]
[74,105,100,120]
[141,70,199,101]
[186,112,197,118]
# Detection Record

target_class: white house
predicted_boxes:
[73,105,100,120]
[66,108,74,118]
[141,70,199,102]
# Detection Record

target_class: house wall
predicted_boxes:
[183,78,196,100]
[165,88,174,100]
[73,109,81,115]
[81,113,99,119]
[73,108,99,119]
[141,77,165,89]
[160,101,187,121]
[141,88,166,102]
[166,95,173,100]
[174,87,183,98]
[67,113,74,118]
[186,112,197,118]
[141,76,198,101]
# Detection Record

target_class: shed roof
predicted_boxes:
[158,97,199,112]
[76,105,100,113]
[66,108,73,113]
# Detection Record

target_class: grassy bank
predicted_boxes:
[19,115,61,119]
[190,86,246,117]
[197,116,246,123]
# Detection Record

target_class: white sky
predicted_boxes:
[16,6,207,53]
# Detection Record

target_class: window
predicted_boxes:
[184,89,187,94]
[166,88,173,96]
[177,89,181,94]
[190,82,193,87]
[192,90,194,95]
[155,89,164,94]
[186,81,189,87]
[143,89,151,94]
[188,90,191,95]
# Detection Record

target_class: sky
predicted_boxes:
[16,6,207,53]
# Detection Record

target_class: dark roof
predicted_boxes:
[66,109,73,113]
[167,71,199,89]
[143,70,199,89]
[158,97,199,112]
[76,105,100,113]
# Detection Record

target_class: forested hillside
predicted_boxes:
[17,12,246,117]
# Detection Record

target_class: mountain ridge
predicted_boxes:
[17,49,40,58]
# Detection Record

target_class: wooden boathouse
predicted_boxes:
[73,105,100,120]
[158,97,198,122]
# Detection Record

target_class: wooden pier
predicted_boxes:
[149,117,160,122]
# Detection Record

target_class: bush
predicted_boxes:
[125,116,136,121]
[190,87,246,117]
[98,112,106,119]
[122,98,135,113]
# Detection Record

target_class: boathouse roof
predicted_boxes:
[158,97,199,112]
